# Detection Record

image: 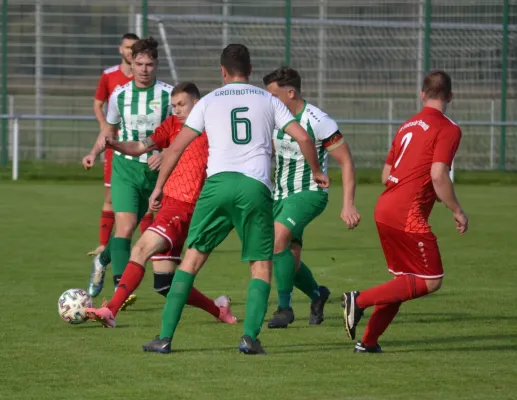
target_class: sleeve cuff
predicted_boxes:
[107,120,120,126]
[185,124,203,135]
[280,119,296,131]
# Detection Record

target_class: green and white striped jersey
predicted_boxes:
[106,80,173,163]
[273,102,339,200]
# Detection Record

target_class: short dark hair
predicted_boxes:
[171,82,201,100]
[122,33,139,41]
[262,66,301,91]
[421,69,452,101]
[132,36,158,59]
[220,44,251,77]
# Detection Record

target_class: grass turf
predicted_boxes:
[0,182,516,399]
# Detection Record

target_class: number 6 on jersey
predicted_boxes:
[231,107,252,144]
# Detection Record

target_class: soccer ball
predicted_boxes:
[57,288,93,324]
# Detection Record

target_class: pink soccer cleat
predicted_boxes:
[86,306,116,328]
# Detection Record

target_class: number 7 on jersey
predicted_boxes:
[394,132,413,168]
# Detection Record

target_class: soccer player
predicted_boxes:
[89,32,154,257]
[263,67,360,329]
[341,70,469,353]
[141,44,328,355]
[83,37,173,303]
[85,82,237,327]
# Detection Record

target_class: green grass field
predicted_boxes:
[0,182,516,399]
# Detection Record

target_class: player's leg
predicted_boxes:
[147,198,237,324]
[139,210,154,235]
[143,175,235,353]
[268,191,328,328]
[230,174,274,354]
[342,222,444,347]
[291,243,331,325]
[88,149,115,256]
[86,229,168,327]
[267,219,297,328]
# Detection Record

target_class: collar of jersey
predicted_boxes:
[226,81,248,85]
[421,106,444,116]
[294,101,307,119]
[132,80,156,92]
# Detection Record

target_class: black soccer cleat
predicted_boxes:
[238,335,267,355]
[354,341,383,354]
[267,307,295,329]
[309,286,331,325]
[341,291,364,340]
[142,336,172,354]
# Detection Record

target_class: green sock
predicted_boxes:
[111,237,131,278]
[243,278,271,341]
[294,261,321,302]
[273,247,296,308]
[160,270,195,339]
[99,234,114,265]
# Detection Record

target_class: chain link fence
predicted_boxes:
[1,0,516,170]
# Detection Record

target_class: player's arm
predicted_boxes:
[93,73,108,128]
[326,133,360,229]
[382,143,395,185]
[284,122,327,186]
[107,137,157,156]
[431,126,468,234]
[107,120,169,156]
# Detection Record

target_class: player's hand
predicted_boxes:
[82,154,95,169]
[149,187,164,212]
[453,210,469,235]
[341,205,361,229]
[312,171,330,188]
[148,153,163,171]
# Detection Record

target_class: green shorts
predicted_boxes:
[110,155,158,219]
[187,172,274,261]
[274,190,328,245]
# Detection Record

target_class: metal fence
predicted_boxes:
[1,0,516,171]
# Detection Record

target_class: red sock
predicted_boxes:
[186,287,220,318]
[356,275,429,309]
[362,303,401,347]
[107,261,145,317]
[139,213,154,234]
[99,211,115,246]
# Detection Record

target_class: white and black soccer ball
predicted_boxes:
[57,288,93,324]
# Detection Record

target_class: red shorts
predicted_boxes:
[376,221,443,279]
[148,196,195,262]
[103,148,114,187]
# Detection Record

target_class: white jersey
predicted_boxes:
[106,80,173,163]
[273,102,339,199]
[185,82,295,189]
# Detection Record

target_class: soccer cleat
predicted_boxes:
[341,291,364,340]
[86,307,116,328]
[267,307,295,329]
[354,341,383,353]
[238,335,266,355]
[119,294,137,311]
[217,304,238,324]
[87,245,106,257]
[309,285,331,325]
[87,254,107,297]
[214,295,232,308]
[142,336,171,354]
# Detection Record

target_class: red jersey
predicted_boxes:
[150,116,209,204]
[94,65,134,102]
[374,107,462,233]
